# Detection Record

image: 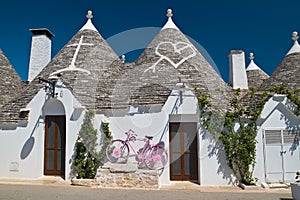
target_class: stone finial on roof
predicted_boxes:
[86,10,93,19]
[162,8,179,30]
[121,55,125,63]
[287,31,300,55]
[292,31,299,42]
[167,9,173,18]
[249,52,254,61]
[80,10,98,32]
[246,52,261,71]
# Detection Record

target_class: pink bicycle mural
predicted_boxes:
[106,129,168,170]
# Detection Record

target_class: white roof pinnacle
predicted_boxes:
[86,10,93,19]
[246,52,261,71]
[286,31,300,55]
[121,55,125,63]
[162,9,179,30]
[166,9,173,17]
[80,10,98,32]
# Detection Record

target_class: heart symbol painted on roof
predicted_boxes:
[144,41,196,72]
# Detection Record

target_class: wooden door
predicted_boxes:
[44,116,66,177]
[169,123,198,181]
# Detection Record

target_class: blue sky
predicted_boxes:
[0,0,299,82]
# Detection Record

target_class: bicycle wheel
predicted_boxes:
[106,140,129,163]
[145,146,168,170]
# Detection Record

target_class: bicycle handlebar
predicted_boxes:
[125,129,153,141]
[125,129,138,141]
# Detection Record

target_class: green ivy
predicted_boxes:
[194,87,224,136]
[195,86,299,185]
[219,89,260,185]
[71,110,112,179]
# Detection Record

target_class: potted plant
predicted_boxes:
[291,171,300,200]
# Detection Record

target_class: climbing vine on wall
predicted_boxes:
[219,88,266,185]
[194,85,299,185]
[194,87,224,136]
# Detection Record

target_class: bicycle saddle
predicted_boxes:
[145,136,153,140]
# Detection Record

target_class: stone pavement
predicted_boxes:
[0,181,293,200]
[0,176,292,194]
[0,176,70,187]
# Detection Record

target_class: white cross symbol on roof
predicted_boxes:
[51,35,93,75]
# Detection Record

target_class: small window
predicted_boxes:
[19,108,30,119]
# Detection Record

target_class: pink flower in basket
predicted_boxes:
[114,149,120,157]
[152,154,161,163]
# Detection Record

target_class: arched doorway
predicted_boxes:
[43,100,66,178]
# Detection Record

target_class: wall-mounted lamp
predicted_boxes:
[38,74,61,98]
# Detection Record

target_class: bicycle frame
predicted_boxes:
[122,130,152,163]
[106,129,168,170]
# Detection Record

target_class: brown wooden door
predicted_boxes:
[169,123,198,181]
[44,116,66,177]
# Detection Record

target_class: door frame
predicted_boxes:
[44,115,66,178]
[169,122,198,181]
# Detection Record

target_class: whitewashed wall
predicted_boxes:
[254,95,300,184]
[0,83,85,180]
[106,85,233,186]
[0,83,234,185]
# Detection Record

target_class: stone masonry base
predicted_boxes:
[71,162,159,189]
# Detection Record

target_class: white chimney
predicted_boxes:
[228,50,248,90]
[28,28,54,82]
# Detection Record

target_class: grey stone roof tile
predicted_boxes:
[0,49,25,109]
[0,18,232,124]
[0,28,119,125]
[247,69,269,88]
[262,52,300,91]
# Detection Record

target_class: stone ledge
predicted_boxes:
[71,162,160,189]
[96,162,159,189]
[102,162,138,173]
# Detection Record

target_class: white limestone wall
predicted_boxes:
[107,87,233,186]
[28,34,52,82]
[0,85,84,180]
[0,90,46,179]
[198,128,236,185]
[253,96,300,184]
[0,83,234,185]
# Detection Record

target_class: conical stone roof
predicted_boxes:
[0,9,231,124]
[0,49,25,108]
[108,9,230,110]
[262,32,300,92]
[262,31,300,91]
[0,10,120,124]
[246,53,269,88]
[262,52,300,91]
